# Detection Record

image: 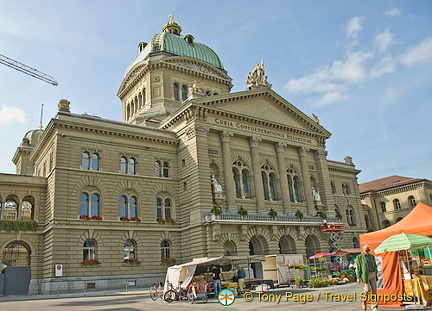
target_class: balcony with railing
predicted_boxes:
[204,210,342,226]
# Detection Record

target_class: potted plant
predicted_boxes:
[319,212,327,219]
[237,207,248,218]
[295,276,302,288]
[120,216,130,221]
[130,217,141,222]
[211,207,222,215]
[295,209,304,222]
[335,211,342,221]
[268,209,278,220]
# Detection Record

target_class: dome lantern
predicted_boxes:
[162,14,182,36]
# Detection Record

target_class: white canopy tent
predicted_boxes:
[163,255,265,292]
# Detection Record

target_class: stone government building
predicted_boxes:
[0,16,366,294]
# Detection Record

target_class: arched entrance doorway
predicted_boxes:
[2,241,31,267]
[305,235,320,259]
[249,235,268,279]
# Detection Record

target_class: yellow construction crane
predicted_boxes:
[0,53,58,86]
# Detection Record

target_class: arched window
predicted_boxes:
[83,240,97,260]
[119,195,127,218]
[21,200,33,221]
[382,220,391,228]
[91,153,99,171]
[261,164,277,201]
[393,199,401,210]
[155,198,162,220]
[173,83,179,101]
[380,201,387,212]
[364,214,371,228]
[155,197,173,221]
[82,152,90,169]
[342,183,350,195]
[155,160,169,178]
[164,199,171,220]
[128,158,136,175]
[287,168,301,203]
[181,85,188,101]
[346,207,356,225]
[4,199,18,220]
[408,196,416,208]
[331,181,336,194]
[120,157,127,174]
[232,160,250,199]
[161,240,171,259]
[163,161,169,177]
[119,195,137,219]
[79,192,100,218]
[155,161,161,177]
[124,240,136,260]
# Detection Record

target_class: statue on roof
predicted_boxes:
[246,61,272,88]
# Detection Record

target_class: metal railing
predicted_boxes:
[204,213,340,224]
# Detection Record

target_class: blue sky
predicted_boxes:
[0,0,431,184]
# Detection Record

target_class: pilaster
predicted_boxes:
[250,137,265,210]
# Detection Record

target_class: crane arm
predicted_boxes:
[0,53,58,86]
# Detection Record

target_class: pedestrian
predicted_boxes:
[210,264,222,298]
[356,245,378,311]
[237,265,245,295]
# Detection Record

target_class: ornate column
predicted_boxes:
[220,131,236,208]
[250,137,265,210]
[298,147,314,213]
[314,149,335,211]
[275,142,291,211]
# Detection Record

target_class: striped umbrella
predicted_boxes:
[375,232,432,254]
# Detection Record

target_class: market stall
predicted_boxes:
[359,202,432,306]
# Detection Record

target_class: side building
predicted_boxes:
[0,17,366,294]
[360,175,432,231]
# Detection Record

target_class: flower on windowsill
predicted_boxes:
[123,258,142,264]
[165,217,175,224]
[130,217,141,222]
[79,215,90,220]
[157,217,165,223]
[90,215,102,220]
[348,223,357,227]
[81,258,100,266]
[120,216,130,221]
[161,257,176,265]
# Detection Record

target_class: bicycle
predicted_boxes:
[163,281,188,303]
[149,281,164,301]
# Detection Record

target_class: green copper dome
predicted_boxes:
[125,16,224,75]
[150,32,224,69]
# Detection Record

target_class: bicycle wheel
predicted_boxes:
[187,294,195,304]
[149,285,158,301]
[164,289,179,303]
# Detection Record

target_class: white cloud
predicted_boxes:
[316,92,345,107]
[374,29,395,53]
[400,37,432,66]
[331,51,372,82]
[346,16,364,40]
[0,105,26,124]
[384,8,402,17]
[370,56,396,78]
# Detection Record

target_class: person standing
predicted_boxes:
[356,245,378,311]
[237,265,245,295]
[211,264,222,298]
